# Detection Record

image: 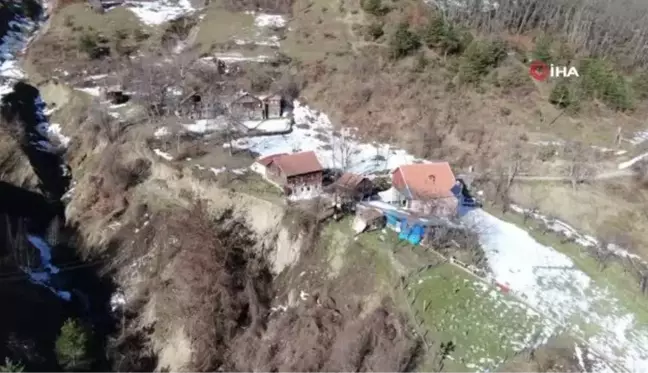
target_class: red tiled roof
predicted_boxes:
[394,162,457,198]
[270,151,323,177]
[257,153,288,167]
[335,172,369,190]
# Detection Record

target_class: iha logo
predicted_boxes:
[529,60,579,81]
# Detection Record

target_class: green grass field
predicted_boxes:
[322,219,557,372]
[407,264,557,372]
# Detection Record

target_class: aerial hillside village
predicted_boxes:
[7,0,648,371]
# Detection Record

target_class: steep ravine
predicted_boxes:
[0,2,117,370]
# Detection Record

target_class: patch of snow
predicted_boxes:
[110,102,128,109]
[618,152,648,169]
[231,168,247,175]
[47,123,71,147]
[124,0,196,26]
[75,87,102,97]
[208,53,272,63]
[591,145,616,153]
[253,13,287,28]
[234,35,281,47]
[530,140,564,146]
[27,235,60,273]
[616,150,628,156]
[575,343,586,371]
[110,291,126,312]
[184,117,227,133]
[509,204,646,266]
[461,208,648,372]
[22,235,71,301]
[154,127,170,138]
[233,101,421,174]
[626,130,648,146]
[153,148,173,161]
[86,73,108,81]
[243,118,291,132]
[211,167,227,176]
[1,16,35,93]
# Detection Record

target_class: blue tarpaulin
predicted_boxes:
[407,225,425,245]
[398,219,410,239]
[386,213,400,227]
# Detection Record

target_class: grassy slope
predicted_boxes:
[408,264,553,372]
[324,220,552,372]
[509,180,648,253]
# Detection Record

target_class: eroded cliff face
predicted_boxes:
[59,152,306,371]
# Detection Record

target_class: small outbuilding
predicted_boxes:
[329,172,373,203]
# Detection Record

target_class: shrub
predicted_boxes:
[366,22,384,41]
[78,33,98,55]
[496,64,534,93]
[361,0,387,16]
[133,29,150,42]
[458,39,508,84]
[78,33,109,59]
[549,81,573,108]
[578,58,634,111]
[421,15,445,47]
[532,34,552,63]
[632,70,648,100]
[0,358,24,372]
[114,29,128,41]
[420,16,470,56]
[414,52,428,72]
[388,22,421,59]
[55,319,92,371]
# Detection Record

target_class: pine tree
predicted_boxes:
[55,319,92,371]
[389,22,421,59]
[0,358,24,372]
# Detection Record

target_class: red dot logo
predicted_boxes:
[529,60,550,81]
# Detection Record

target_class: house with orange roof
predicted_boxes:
[384,162,463,218]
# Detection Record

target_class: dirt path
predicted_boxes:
[472,167,634,184]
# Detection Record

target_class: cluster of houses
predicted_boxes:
[230,92,286,121]
[250,150,479,243]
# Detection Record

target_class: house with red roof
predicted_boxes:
[260,151,324,197]
[383,162,463,218]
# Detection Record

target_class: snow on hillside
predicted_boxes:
[627,130,648,146]
[0,16,35,90]
[25,235,71,301]
[124,0,196,25]
[462,208,648,373]
[234,101,421,174]
[242,118,291,132]
[618,151,648,169]
[252,13,287,28]
[1,7,69,154]
[509,204,648,267]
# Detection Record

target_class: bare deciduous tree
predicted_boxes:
[563,140,596,190]
[331,128,358,172]
[442,0,648,69]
